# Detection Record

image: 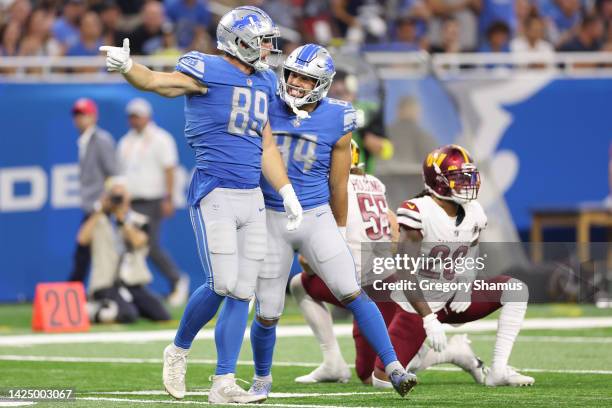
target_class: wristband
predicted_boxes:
[279,184,296,200]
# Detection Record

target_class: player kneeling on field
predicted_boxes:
[79,177,171,324]
[371,144,534,387]
[291,141,487,385]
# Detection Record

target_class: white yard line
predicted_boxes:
[2,317,612,346]
[78,397,374,407]
[469,334,612,343]
[2,354,612,375]
[83,390,387,398]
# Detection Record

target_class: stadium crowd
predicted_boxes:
[1,0,612,59]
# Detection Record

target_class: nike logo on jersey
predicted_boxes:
[259,207,265,212]
[316,212,326,217]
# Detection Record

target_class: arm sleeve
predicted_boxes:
[396,200,422,230]
[175,51,206,83]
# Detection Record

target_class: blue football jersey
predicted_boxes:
[175,51,277,205]
[261,96,358,211]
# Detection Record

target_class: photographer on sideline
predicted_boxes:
[78,177,170,323]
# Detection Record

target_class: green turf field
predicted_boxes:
[1,303,611,407]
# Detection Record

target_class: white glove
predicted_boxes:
[279,184,303,231]
[449,293,472,314]
[99,38,133,74]
[422,313,447,352]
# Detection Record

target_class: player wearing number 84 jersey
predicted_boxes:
[228,44,416,401]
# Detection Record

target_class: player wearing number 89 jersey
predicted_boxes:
[98,6,303,404]
[241,44,416,400]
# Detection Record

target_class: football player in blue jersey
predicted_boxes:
[99,6,303,404]
[225,44,417,400]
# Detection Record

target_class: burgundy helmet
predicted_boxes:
[422,144,480,204]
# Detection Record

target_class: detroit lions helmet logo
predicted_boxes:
[232,13,263,31]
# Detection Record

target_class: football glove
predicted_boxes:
[423,313,447,352]
[279,184,303,231]
[99,38,133,74]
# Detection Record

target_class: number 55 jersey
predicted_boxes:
[347,173,393,285]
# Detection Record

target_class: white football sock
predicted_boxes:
[492,279,528,370]
[289,274,344,366]
[253,374,272,382]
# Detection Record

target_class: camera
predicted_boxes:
[110,193,125,206]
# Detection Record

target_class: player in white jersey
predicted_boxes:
[291,141,487,385]
[371,144,535,388]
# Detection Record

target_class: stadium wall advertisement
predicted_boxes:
[0,78,610,302]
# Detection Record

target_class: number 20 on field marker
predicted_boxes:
[32,282,90,332]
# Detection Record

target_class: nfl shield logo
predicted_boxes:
[292,118,301,127]
[246,79,253,87]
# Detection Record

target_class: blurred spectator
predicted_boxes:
[376,95,437,208]
[65,11,103,56]
[95,0,125,46]
[479,20,511,51]
[69,98,117,283]
[329,70,392,174]
[332,0,387,45]
[165,0,211,50]
[129,0,165,55]
[251,0,297,32]
[152,21,183,57]
[52,0,85,48]
[511,14,555,54]
[0,21,20,56]
[79,177,171,324]
[18,8,62,57]
[115,0,145,16]
[559,15,604,51]
[117,98,189,306]
[296,0,334,45]
[545,0,582,47]
[515,0,537,37]
[363,15,425,51]
[473,0,516,44]
[397,0,430,39]
[6,0,31,26]
[430,16,463,52]
[426,0,478,51]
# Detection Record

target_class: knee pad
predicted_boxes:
[207,222,237,296]
[243,221,267,262]
[500,278,529,304]
[309,231,345,264]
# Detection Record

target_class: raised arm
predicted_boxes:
[329,132,352,229]
[99,39,206,98]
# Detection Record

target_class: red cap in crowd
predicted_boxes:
[72,98,98,116]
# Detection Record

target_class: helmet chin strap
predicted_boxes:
[290,101,311,120]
